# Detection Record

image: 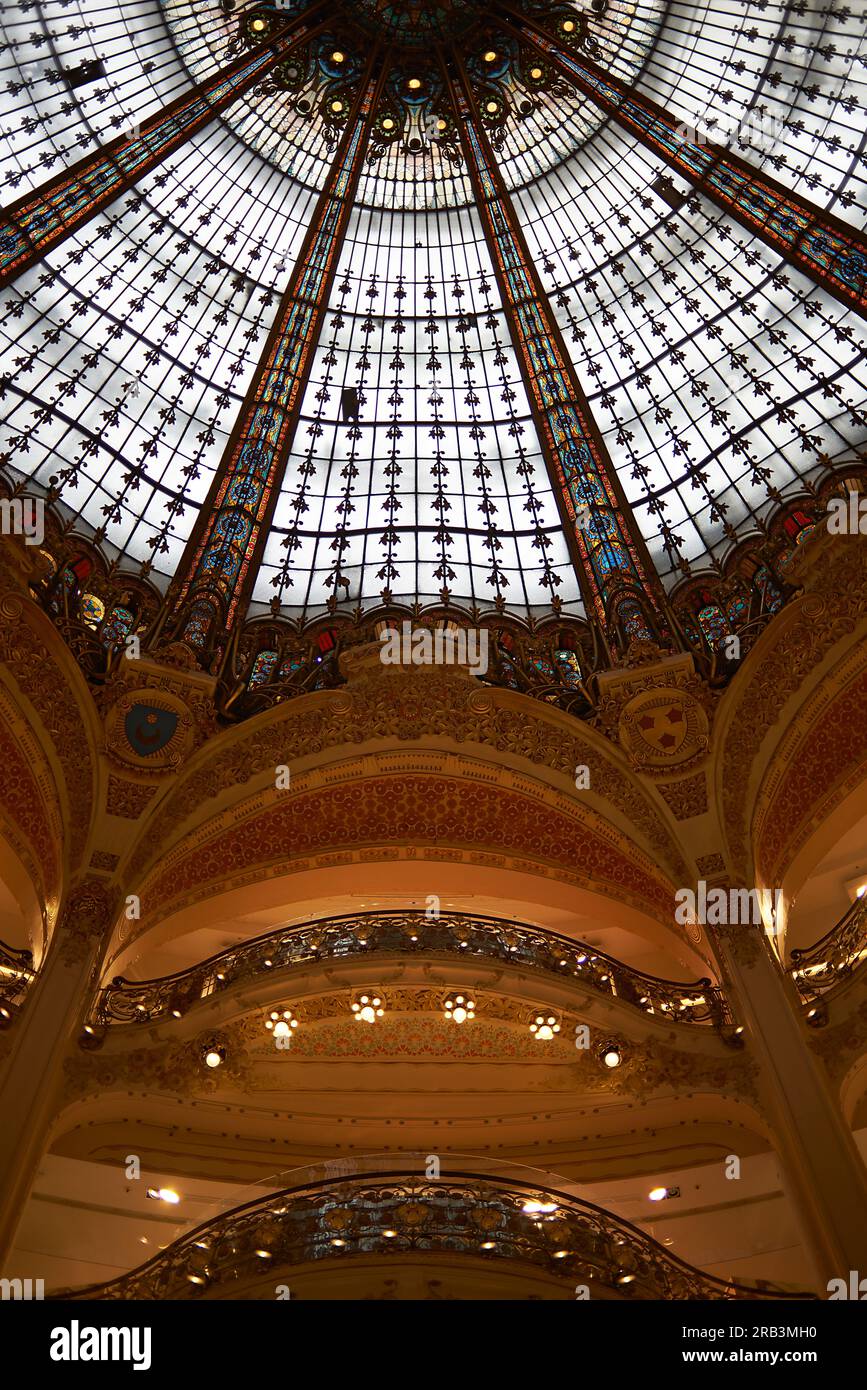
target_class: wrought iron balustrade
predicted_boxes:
[61,1171,811,1301]
[92,910,735,1035]
[788,893,867,1022]
[0,938,35,1025]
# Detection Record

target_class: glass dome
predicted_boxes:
[1,0,864,624]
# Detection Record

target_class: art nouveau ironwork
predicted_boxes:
[90,909,735,1034]
[62,1172,812,1300]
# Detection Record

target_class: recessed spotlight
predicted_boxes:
[331,50,345,62]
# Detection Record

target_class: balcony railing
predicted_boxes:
[788,893,867,1024]
[61,1171,811,1301]
[0,938,35,1026]
[91,910,736,1036]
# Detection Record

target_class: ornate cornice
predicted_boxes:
[128,765,677,944]
[122,665,689,894]
[64,990,757,1106]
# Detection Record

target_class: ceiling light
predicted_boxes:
[529,1013,560,1041]
[331,100,344,113]
[408,78,422,90]
[204,1047,224,1069]
[600,1042,622,1068]
[352,993,384,1023]
[648,1186,667,1201]
[483,50,497,62]
[486,101,499,114]
[522,1200,557,1215]
[331,50,345,62]
[444,994,475,1023]
[147,1187,180,1204]
[265,1009,298,1040]
[251,18,266,32]
[530,66,543,79]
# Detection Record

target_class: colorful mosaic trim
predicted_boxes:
[0,26,315,285]
[172,58,383,637]
[453,74,658,627]
[520,20,867,318]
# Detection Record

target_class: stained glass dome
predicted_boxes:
[1,0,865,628]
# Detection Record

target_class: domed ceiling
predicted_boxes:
[0,0,865,621]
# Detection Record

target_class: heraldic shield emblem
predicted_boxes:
[124,703,179,758]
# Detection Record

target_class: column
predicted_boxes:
[712,923,867,1290]
[0,881,114,1267]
